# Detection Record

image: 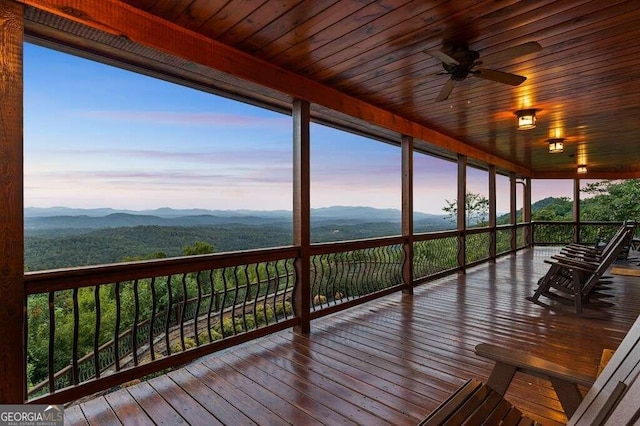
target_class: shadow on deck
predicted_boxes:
[64,248,640,425]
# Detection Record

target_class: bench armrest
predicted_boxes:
[475,343,595,388]
[545,257,598,274]
[475,343,595,417]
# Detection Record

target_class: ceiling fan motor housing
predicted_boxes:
[443,50,480,80]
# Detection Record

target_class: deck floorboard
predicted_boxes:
[65,248,640,425]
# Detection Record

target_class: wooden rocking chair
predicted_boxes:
[527,222,635,314]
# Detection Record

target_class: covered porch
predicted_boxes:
[63,248,640,425]
[2,1,640,424]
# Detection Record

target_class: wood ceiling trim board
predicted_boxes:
[196,0,270,38]
[336,0,551,81]
[406,89,640,129]
[147,0,191,22]
[402,50,640,116]
[353,11,640,97]
[527,1,640,55]
[533,171,640,179]
[467,0,619,52]
[334,0,576,89]
[240,0,341,54]
[122,0,155,12]
[363,9,640,101]
[404,75,640,126]
[258,1,373,60]
[269,0,415,67]
[167,0,229,29]
[313,0,547,85]
[217,0,304,47]
[18,0,530,176]
[342,0,637,98]
[291,0,453,75]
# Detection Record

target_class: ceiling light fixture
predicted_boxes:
[548,138,564,154]
[516,109,537,130]
[577,165,588,174]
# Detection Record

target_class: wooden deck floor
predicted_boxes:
[63,248,640,425]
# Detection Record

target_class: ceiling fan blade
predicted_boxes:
[425,50,459,66]
[436,79,456,102]
[474,68,527,86]
[480,41,542,64]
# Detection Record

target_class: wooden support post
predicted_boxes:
[488,165,497,262]
[292,99,311,334]
[524,177,532,247]
[0,0,25,403]
[573,178,581,244]
[401,135,413,294]
[457,155,467,270]
[510,173,517,253]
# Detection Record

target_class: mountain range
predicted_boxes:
[24,206,452,230]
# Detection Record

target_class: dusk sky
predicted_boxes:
[25,43,576,215]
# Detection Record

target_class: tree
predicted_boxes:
[531,197,572,221]
[121,251,167,262]
[183,241,216,256]
[443,192,489,227]
[581,179,640,221]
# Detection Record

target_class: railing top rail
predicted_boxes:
[495,224,513,230]
[310,235,405,256]
[25,245,300,294]
[414,229,459,241]
[466,226,492,235]
[531,220,624,225]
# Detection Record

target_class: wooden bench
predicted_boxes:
[419,314,640,425]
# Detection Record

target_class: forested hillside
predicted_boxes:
[26,223,417,270]
[25,181,640,271]
[24,206,453,271]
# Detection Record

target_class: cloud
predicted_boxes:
[51,148,293,165]
[30,167,293,187]
[72,110,290,128]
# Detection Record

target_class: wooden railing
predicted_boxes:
[309,236,406,319]
[496,225,514,255]
[24,224,533,404]
[413,230,460,281]
[466,227,492,266]
[531,221,625,246]
[25,247,299,403]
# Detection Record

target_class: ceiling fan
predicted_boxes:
[425,41,542,102]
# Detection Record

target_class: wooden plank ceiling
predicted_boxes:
[22,1,640,177]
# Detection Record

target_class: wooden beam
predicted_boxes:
[510,173,517,253]
[573,179,581,244]
[401,135,413,294]
[523,178,532,223]
[16,0,530,177]
[292,99,310,334]
[0,0,25,403]
[534,171,640,179]
[524,177,532,247]
[457,155,467,270]
[488,165,497,262]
